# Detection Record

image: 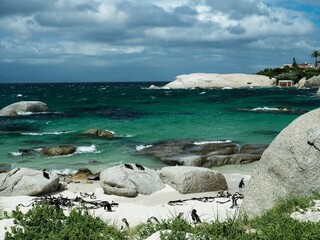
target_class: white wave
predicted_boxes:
[20,131,75,136]
[136,145,153,151]
[17,111,61,116]
[9,152,23,156]
[17,94,23,97]
[193,140,232,145]
[252,107,288,112]
[75,144,100,154]
[222,87,233,90]
[50,169,77,175]
[105,129,115,134]
[199,91,206,95]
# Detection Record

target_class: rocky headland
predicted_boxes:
[150,73,276,89]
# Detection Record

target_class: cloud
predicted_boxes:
[0,0,318,82]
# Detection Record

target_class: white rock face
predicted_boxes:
[0,168,60,196]
[162,73,275,89]
[241,108,320,218]
[0,101,48,116]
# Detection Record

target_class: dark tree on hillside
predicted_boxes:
[292,57,297,67]
[312,50,319,67]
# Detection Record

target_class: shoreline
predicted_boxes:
[0,166,251,239]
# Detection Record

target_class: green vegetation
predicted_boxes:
[312,50,320,67]
[4,194,320,239]
[257,66,320,83]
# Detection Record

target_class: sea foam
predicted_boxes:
[193,140,232,145]
[20,131,75,136]
[136,145,153,151]
[75,144,100,154]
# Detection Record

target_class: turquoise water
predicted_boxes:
[0,82,319,173]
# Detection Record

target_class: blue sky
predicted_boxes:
[0,0,319,82]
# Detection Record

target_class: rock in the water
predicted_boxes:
[82,129,114,139]
[0,168,60,196]
[159,166,228,194]
[162,73,275,89]
[41,145,77,156]
[0,101,48,116]
[316,88,320,97]
[100,164,165,197]
[241,108,320,218]
[138,140,267,167]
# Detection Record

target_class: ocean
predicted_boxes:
[0,82,319,174]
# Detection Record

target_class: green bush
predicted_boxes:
[5,204,126,240]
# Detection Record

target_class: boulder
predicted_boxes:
[0,168,60,196]
[100,164,165,197]
[41,145,77,156]
[303,75,320,88]
[82,129,114,139]
[0,101,48,116]
[241,108,320,219]
[316,88,320,97]
[159,166,228,194]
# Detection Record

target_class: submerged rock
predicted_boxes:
[100,164,165,197]
[41,145,77,156]
[138,140,267,167]
[241,108,320,219]
[82,129,114,139]
[159,166,228,194]
[0,168,60,196]
[0,101,48,117]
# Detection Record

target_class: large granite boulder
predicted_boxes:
[159,166,228,194]
[303,75,320,88]
[82,129,114,139]
[41,145,77,156]
[241,108,320,218]
[316,88,320,97]
[0,168,60,196]
[0,101,48,116]
[138,141,267,168]
[100,164,165,197]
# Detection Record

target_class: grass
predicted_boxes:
[3,194,320,239]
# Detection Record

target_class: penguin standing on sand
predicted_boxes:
[239,178,245,189]
[191,209,201,224]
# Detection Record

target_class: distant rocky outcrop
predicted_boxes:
[138,141,267,168]
[0,101,48,117]
[0,168,60,196]
[100,164,165,197]
[159,166,228,194]
[41,145,77,156]
[158,73,275,89]
[297,75,320,88]
[241,108,320,218]
[82,129,114,139]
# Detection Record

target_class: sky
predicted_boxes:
[0,0,319,82]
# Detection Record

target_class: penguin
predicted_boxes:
[147,216,159,223]
[191,209,201,224]
[239,178,245,189]
[124,163,133,170]
[42,169,50,179]
[135,163,145,171]
[121,218,130,229]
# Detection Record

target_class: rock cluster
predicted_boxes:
[138,141,267,167]
[82,129,115,139]
[241,108,320,218]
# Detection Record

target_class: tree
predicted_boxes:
[311,50,319,67]
[292,57,297,67]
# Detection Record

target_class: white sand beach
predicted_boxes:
[0,166,252,239]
